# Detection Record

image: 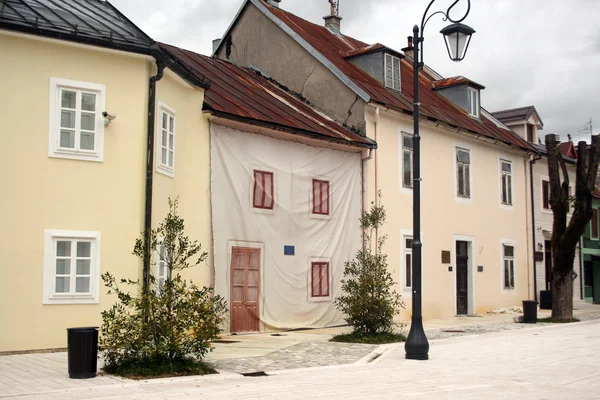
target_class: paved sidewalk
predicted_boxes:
[2,319,599,399]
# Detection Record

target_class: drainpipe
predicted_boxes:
[374,106,380,205]
[579,238,584,299]
[143,55,168,291]
[529,152,542,301]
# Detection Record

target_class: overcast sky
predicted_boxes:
[112,0,600,142]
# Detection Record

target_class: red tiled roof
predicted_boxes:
[432,76,485,90]
[559,142,578,159]
[262,1,534,151]
[159,43,375,149]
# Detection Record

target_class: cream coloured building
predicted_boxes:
[0,1,210,352]
[213,0,538,320]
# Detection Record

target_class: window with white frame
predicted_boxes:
[311,261,330,298]
[154,241,171,289]
[157,103,176,176]
[43,230,101,304]
[403,236,413,290]
[501,160,512,205]
[468,87,479,118]
[503,244,515,289]
[402,134,413,188]
[384,54,401,91]
[456,148,471,198]
[49,78,105,161]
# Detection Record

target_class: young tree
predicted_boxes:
[546,134,600,321]
[335,195,404,335]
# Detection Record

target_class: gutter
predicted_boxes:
[143,53,168,291]
[529,152,542,301]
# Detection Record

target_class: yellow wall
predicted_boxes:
[0,32,210,351]
[365,106,531,319]
[153,73,212,287]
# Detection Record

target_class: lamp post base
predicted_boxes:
[404,316,429,360]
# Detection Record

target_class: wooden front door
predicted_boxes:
[230,247,260,333]
[456,241,469,315]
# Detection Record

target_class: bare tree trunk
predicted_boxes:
[546,134,600,321]
[551,250,574,320]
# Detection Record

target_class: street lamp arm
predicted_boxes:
[418,0,471,64]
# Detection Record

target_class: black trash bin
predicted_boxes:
[67,327,98,379]
[522,300,538,323]
[540,290,552,310]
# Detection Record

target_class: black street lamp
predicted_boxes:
[404,0,474,361]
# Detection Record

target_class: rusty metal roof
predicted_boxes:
[341,43,403,59]
[432,76,485,90]
[491,106,544,128]
[261,1,534,152]
[159,43,376,149]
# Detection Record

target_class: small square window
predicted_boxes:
[156,102,176,177]
[384,54,401,91]
[312,179,330,215]
[253,170,274,210]
[49,78,105,162]
[311,262,329,297]
[44,230,101,304]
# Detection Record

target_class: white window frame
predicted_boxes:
[401,132,413,189]
[468,87,479,118]
[309,175,332,220]
[156,101,176,177]
[455,146,472,201]
[500,159,513,206]
[49,78,106,162]
[402,234,413,292]
[43,229,101,304]
[307,257,332,303]
[154,239,172,290]
[540,175,552,214]
[384,53,401,91]
[250,165,277,215]
[501,240,516,291]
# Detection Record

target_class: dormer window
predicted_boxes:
[385,54,400,91]
[468,87,479,118]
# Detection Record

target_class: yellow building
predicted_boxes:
[0,0,210,352]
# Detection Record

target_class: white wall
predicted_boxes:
[210,124,363,331]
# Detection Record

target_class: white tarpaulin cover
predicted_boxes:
[210,123,363,331]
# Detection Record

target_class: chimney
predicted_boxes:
[212,38,222,54]
[323,15,342,34]
[402,36,414,59]
[265,0,280,7]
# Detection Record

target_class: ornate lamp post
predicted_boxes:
[404,0,474,361]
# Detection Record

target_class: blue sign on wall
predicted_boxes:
[284,245,295,256]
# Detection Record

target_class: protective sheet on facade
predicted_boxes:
[210,123,363,330]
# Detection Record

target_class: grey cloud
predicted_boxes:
[110,0,600,138]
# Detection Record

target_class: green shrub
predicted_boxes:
[334,194,404,335]
[100,198,227,371]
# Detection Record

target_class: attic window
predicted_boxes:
[467,87,479,117]
[385,54,400,91]
[468,87,479,118]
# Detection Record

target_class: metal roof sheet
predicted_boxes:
[260,1,534,152]
[0,0,154,53]
[491,106,544,128]
[432,76,485,90]
[159,43,376,149]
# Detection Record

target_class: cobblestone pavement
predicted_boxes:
[2,319,599,399]
[209,341,378,374]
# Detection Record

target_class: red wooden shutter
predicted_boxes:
[253,170,274,209]
[311,262,329,297]
[312,179,330,215]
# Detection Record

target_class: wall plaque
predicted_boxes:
[441,250,451,264]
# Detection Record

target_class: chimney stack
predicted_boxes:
[324,0,341,34]
[212,38,222,54]
[265,0,280,7]
[402,36,414,59]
